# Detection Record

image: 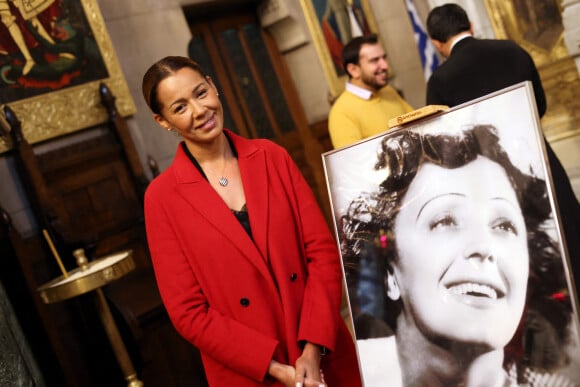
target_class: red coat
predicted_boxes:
[144,131,361,386]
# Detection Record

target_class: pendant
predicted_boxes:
[218,177,229,187]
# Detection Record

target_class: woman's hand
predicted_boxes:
[294,342,326,387]
[268,360,295,387]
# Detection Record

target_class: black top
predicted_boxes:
[231,204,252,239]
[180,134,253,239]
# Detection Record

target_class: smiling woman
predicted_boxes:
[341,125,575,386]
[392,154,529,351]
[140,56,362,387]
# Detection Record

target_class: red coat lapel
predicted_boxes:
[231,132,270,264]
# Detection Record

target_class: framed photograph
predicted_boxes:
[0,0,135,153]
[323,82,580,386]
[299,0,377,97]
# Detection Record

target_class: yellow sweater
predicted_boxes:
[328,85,413,149]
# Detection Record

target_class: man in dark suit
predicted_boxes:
[425,3,580,286]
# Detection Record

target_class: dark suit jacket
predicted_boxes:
[426,36,580,285]
[426,37,546,115]
[144,130,361,387]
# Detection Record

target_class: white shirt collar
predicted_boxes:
[449,32,472,53]
[346,81,373,100]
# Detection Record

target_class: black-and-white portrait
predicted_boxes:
[323,82,580,386]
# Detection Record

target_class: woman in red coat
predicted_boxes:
[141,56,361,387]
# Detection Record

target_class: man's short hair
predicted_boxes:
[426,3,471,43]
[341,34,379,78]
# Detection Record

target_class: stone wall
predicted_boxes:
[0,283,44,387]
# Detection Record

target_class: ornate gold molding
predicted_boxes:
[484,0,580,141]
[540,57,580,141]
[484,0,569,66]
[0,0,135,153]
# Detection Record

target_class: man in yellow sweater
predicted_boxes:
[328,34,413,148]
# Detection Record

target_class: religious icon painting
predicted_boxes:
[0,0,135,153]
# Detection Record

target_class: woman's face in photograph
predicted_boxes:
[391,156,529,349]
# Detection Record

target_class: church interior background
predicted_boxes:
[1,0,579,385]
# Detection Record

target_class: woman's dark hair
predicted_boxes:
[141,56,207,115]
[341,125,572,375]
[341,33,380,78]
[426,3,471,43]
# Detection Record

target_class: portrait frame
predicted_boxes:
[323,82,580,386]
[0,0,136,153]
[299,0,377,98]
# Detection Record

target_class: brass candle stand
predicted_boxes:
[37,239,144,387]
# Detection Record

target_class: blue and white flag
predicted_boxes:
[347,4,364,38]
[406,0,439,80]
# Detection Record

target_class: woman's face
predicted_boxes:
[154,67,223,145]
[391,156,529,349]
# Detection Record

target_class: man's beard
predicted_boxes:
[362,71,388,91]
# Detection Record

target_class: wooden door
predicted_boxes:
[185,8,331,219]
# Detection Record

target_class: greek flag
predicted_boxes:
[406,0,439,80]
